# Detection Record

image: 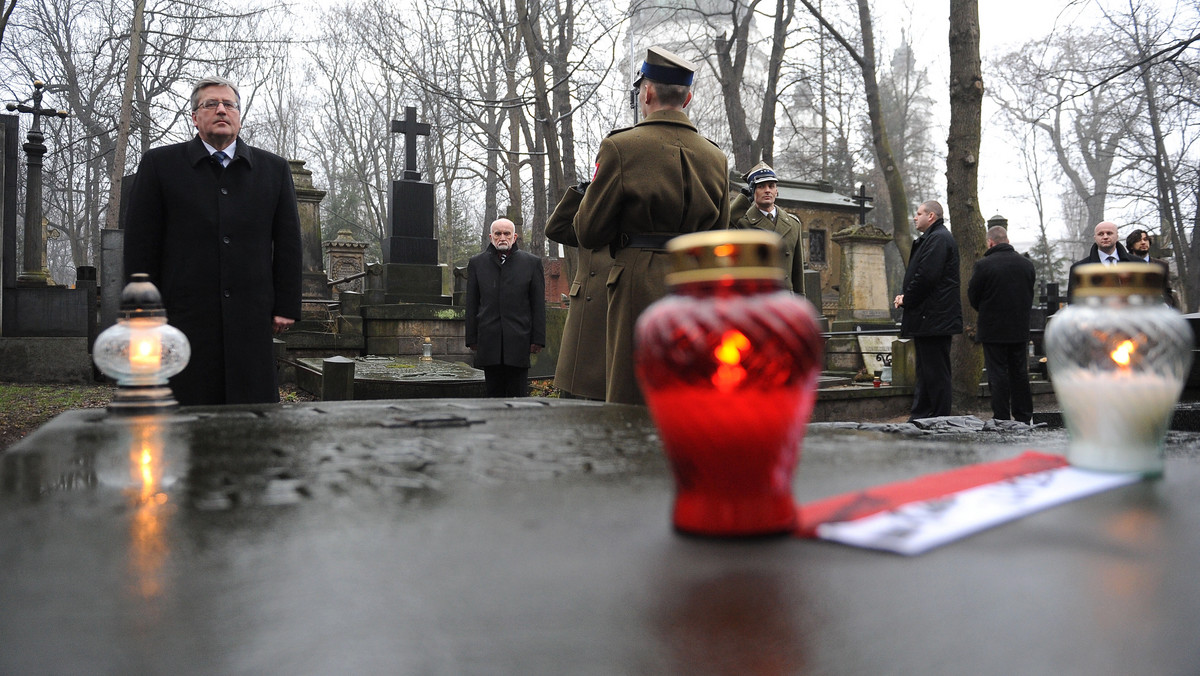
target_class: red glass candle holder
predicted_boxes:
[635,231,825,536]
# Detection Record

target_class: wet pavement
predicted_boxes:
[3,399,1200,675]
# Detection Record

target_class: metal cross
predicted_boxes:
[6,80,69,287]
[390,106,430,181]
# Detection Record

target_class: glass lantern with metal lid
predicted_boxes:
[1045,262,1193,476]
[635,229,825,536]
[93,273,191,413]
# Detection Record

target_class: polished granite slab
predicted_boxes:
[3,399,1198,675]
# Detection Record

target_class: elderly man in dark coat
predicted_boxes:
[894,200,962,420]
[574,46,729,405]
[124,76,302,406]
[546,188,612,400]
[465,218,547,397]
[968,225,1037,424]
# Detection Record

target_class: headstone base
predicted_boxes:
[366,262,450,305]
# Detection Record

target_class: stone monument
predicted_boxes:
[824,186,899,374]
[324,229,369,297]
[365,105,449,305]
[5,80,67,288]
[0,81,92,383]
[290,159,330,303]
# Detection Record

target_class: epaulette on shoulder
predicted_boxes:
[607,126,634,137]
[704,136,721,149]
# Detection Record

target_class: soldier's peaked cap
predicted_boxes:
[743,161,778,187]
[634,46,697,87]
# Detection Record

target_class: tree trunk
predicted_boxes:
[946,0,987,412]
[103,0,145,235]
[853,0,911,263]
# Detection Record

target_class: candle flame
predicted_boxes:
[712,330,750,391]
[129,329,162,374]
[1111,339,1135,367]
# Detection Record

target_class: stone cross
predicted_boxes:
[5,80,68,287]
[390,106,430,181]
[852,183,871,226]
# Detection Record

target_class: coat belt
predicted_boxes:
[612,233,675,256]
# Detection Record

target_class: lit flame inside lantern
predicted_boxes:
[128,325,163,374]
[712,330,750,391]
[1111,339,1135,367]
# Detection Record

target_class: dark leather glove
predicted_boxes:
[573,181,590,195]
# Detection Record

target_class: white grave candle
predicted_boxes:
[1051,369,1181,474]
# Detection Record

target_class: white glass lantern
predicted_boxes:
[1045,263,1193,476]
[93,273,191,412]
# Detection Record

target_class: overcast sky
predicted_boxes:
[875,0,1108,247]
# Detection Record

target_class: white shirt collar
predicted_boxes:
[201,139,238,161]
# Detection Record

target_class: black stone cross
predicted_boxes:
[390,106,430,181]
[852,183,872,225]
[6,79,68,286]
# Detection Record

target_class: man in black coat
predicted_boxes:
[1125,228,1178,307]
[465,218,547,397]
[968,226,1036,424]
[124,76,302,406]
[1066,221,1134,301]
[894,200,962,420]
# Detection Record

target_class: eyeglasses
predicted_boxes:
[196,99,239,111]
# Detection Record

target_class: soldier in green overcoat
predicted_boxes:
[728,162,805,294]
[545,187,612,400]
[574,46,730,405]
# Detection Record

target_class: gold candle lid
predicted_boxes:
[1071,262,1165,298]
[665,230,785,286]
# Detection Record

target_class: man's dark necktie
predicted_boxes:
[499,253,507,265]
[212,151,229,168]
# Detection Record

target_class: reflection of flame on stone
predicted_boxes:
[129,422,170,600]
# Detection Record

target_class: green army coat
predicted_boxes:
[545,188,612,400]
[729,195,805,294]
[575,109,730,405]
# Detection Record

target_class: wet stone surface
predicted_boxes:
[4,399,1200,675]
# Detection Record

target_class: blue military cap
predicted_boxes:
[743,161,778,187]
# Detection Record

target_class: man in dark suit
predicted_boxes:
[1066,221,1134,301]
[894,200,962,420]
[968,226,1036,424]
[465,218,546,397]
[573,46,729,405]
[1125,228,1178,307]
[124,76,302,406]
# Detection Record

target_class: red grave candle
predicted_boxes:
[635,230,825,536]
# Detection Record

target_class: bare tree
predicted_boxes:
[0,0,17,50]
[989,32,1144,259]
[798,0,913,262]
